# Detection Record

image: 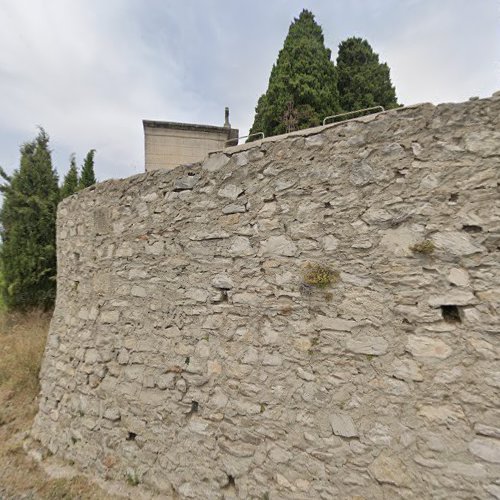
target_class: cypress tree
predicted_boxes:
[0,128,59,310]
[336,37,399,112]
[249,10,340,139]
[60,154,79,199]
[79,149,96,189]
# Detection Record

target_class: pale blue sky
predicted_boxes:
[0,0,499,181]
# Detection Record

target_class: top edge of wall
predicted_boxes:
[214,102,432,155]
[63,92,500,207]
[212,92,500,157]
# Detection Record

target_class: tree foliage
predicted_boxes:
[249,9,340,139]
[337,37,399,112]
[60,154,79,199]
[0,128,59,310]
[248,12,400,139]
[79,149,96,189]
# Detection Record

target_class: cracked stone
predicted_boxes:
[202,153,229,172]
[218,184,244,200]
[469,438,500,463]
[345,336,388,356]
[350,161,374,186]
[369,454,408,486]
[447,268,470,286]
[428,290,477,307]
[103,408,121,421]
[323,235,339,252]
[432,231,484,256]
[330,414,358,437]
[305,134,325,147]
[407,335,452,359]
[260,235,297,257]
[173,175,199,191]
[222,204,246,214]
[100,311,119,324]
[229,236,254,256]
[211,274,234,290]
[391,359,423,381]
[315,316,357,331]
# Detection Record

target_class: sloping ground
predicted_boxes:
[33,93,500,499]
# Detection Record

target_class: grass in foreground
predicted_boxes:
[0,310,114,499]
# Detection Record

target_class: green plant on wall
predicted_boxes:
[410,240,435,255]
[126,472,139,486]
[302,263,339,288]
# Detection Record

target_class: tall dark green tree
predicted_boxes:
[0,128,59,310]
[79,149,96,189]
[60,154,79,198]
[336,37,399,112]
[249,10,340,139]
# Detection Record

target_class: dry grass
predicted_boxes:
[410,239,435,255]
[0,310,115,499]
[0,310,48,393]
[302,262,339,289]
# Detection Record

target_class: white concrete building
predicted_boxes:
[143,108,238,171]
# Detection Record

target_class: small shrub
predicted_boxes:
[302,263,339,289]
[126,472,139,486]
[410,240,435,255]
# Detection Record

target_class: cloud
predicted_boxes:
[0,0,202,179]
[0,0,498,181]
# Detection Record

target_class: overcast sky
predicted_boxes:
[1,0,499,182]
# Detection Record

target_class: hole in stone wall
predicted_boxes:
[220,290,228,302]
[324,201,332,208]
[224,475,236,489]
[462,225,482,233]
[449,193,459,202]
[185,356,190,365]
[441,305,462,323]
[127,432,137,441]
[191,401,199,413]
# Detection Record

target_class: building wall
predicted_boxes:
[33,94,500,499]
[144,123,237,171]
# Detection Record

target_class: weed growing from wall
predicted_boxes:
[410,240,435,255]
[302,263,339,288]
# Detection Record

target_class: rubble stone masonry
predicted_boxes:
[33,93,500,499]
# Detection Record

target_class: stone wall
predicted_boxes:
[33,94,500,499]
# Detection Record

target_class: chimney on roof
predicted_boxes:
[224,107,231,128]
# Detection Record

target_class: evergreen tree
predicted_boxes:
[249,10,340,139]
[79,149,96,189]
[336,37,399,112]
[60,154,79,198]
[0,128,59,310]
